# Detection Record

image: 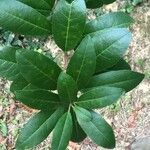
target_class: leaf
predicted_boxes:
[16,108,64,149]
[87,70,144,92]
[17,0,55,16]
[85,0,116,8]
[90,28,132,72]
[85,12,134,34]
[10,74,39,93]
[14,89,62,110]
[0,46,20,80]
[57,72,78,103]
[106,58,131,71]
[71,110,87,142]
[76,86,124,109]
[74,106,115,148]
[10,74,29,93]
[51,112,73,150]
[52,0,86,51]
[22,83,39,90]
[0,0,52,36]
[95,58,131,75]
[67,35,96,89]
[16,49,61,90]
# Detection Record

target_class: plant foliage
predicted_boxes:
[0,0,144,149]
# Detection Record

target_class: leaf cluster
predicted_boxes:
[0,0,144,149]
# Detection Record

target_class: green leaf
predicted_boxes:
[10,74,39,93]
[74,106,115,148]
[87,70,144,92]
[0,0,52,36]
[71,110,87,142]
[10,74,29,92]
[90,28,132,72]
[14,89,62,110]
[0,46,20,80]
[85,12,134,34]
[85,0,116,8]
[22,83,39,90]
[57,72,78,103]
[16,49,61,90]
[51,112,73,150]
[106,58,131,71]
[95,58,131,75]
[16,108,64,149]
[17,0,55,16]
[76,86,124,109]
[52,0,86,51]
[67,35,96,89]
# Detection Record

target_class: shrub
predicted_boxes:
[0,0,144,149]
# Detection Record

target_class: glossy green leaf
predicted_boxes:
[22,83,39,90]
[90,28,132,72]
[95,58,131,75]
[16,108,64,149]
[0,0,52,36]
[57,72,78,103]
[85,12,134,34]
[0,46,20,80]
[67,36,96,89]
[16,50,61,90]
[10,74,28,92]
[76,86,124,109]
[87,70,144,92]
[52,0,86,51]
[10,74,39,93]
[106,58,131,71]
[71,110,87,142]
[74,106,115,148]
[51,112,73,150]
[17,0,55,16]
[85,0,116,8]
[14,89,62,110]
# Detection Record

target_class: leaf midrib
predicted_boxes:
[1,10,50,33]
[0,58,16,64]
[78,93,119,103]
[64,81,72,103]
[96,32,129,58]
[93,76,141,86]
[43,0,50,6]
[76,43,88,84]
[87,22,131,34]
[21,55,57,84]
[19,96,61,105]
[17,89,62,104]
[90,120,112,145]
[18,113,53,148]
[79,111,112,146]
[57,113,70,150]
[64,2,73,51]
